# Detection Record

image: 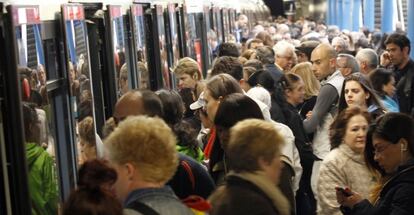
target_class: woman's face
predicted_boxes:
[285,80,305,106]
[344,81,369,108]
[382,76,396,97]
[343,114,368,153]
[80,139,97,162]
[373,137,406,174]
[204,89,220,122]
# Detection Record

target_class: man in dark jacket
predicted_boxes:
[383,33,414,116]
[256,46,283,83]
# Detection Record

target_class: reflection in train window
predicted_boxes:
[131,4,149,89]
[62,5,100,167]
[9,5,59,214]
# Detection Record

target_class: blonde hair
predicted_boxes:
[227,119,284,172]
[173,57,202,80]
[104,116,178,184]
[290,62,320,99]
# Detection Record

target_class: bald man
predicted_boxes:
[305,44,345,202]
[113,90,163,124]
[306,44,344,158]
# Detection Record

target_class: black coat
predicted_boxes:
[209,175,280,215]
[343,159,414,215]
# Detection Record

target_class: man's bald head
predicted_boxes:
[310,43,338,80]
[113,90,163,124]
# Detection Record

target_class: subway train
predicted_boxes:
[0,0,270,214]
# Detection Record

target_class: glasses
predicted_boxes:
[278,55,294,61]
[374,143,391,155]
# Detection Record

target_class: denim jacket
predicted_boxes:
[123,186,193,215]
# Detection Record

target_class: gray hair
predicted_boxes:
[355,48,378,69]
[273,41,295,58]
[338,53,359,74]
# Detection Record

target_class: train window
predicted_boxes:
[8,5,60,214]
[131,4,149,89]
[165,3,180,89]
[107,5,129,98]
[155,5,170,89]
[61,4,98,166]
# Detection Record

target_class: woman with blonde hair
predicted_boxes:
[290,62,320,119]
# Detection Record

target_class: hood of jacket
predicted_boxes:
[26,142,45,168]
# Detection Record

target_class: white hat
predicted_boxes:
[190,91,206,110]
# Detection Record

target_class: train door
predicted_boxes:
[141,3,170,90]
[228,8,236,39]
[0,3,32,214]
[165,3,181,89]
[221,8,231,42]
[106,5,132,98]
[130,3,150,90]
[181,3,206,78]
[2,4,78,213]
[212,6,224,44]
[204,5,216,67]
[80,3,106,135]
[61,4,100,173]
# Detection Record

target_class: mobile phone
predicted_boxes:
[335,187,352,197]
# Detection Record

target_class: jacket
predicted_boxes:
[343,159,414,215]
[317,144,376,215]
[26,142,58,215]
[209,171,290,215]
[123,186,194,215]
[167,153,215,199]
[394,59,414,115]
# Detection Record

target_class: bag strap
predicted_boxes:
[126,201,160,215]
[181,160,195,190]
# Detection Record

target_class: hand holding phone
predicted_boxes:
[335,187,352,197]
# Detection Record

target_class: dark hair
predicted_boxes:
[63,159,122,215]
[243,59,264,71]
[364,113,414,176]
[211,56,243,81]
[368,68,393,97]
[217,42,240,57]
[214,93,264,128]
[338,73,384,113]
[140,89,164,118]
[173,121,201,158]
[273,73,303,124]
[255,46,275,64]
[22,102,40,143]
[77,98,92,122]
[156,89,184,126]
[384,33,411,54]
[246,70,275,92]
[178,88,196,118]
[330,106,371,149]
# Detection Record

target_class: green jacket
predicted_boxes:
[26,142,58,215]
[176,145,205,162]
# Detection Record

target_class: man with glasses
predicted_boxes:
[336,53,360,77]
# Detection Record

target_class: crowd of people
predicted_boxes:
[24,13,414,215]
